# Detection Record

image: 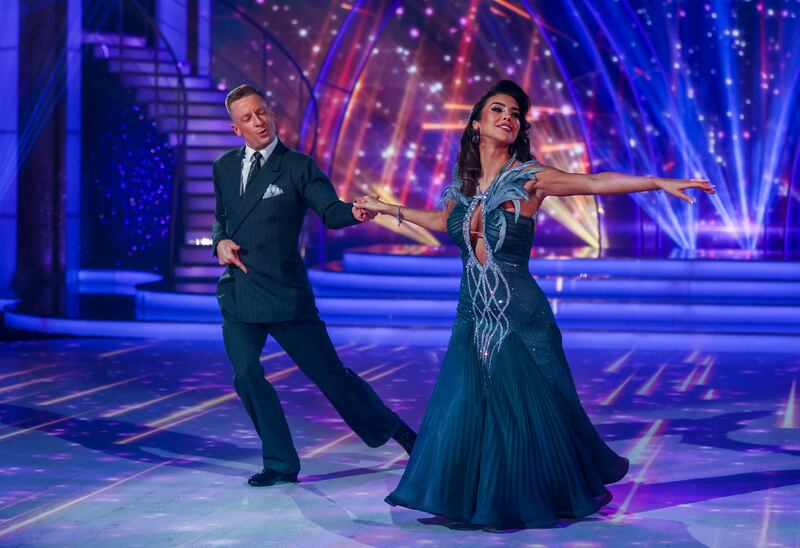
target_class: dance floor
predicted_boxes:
[0,335,798,546]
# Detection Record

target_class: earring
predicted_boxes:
[471,131,480,144]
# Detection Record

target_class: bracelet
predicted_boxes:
[649,176,662,193]
[396,205,405,226]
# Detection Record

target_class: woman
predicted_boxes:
[356,80,714,528]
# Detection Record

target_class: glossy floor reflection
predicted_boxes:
[0,336,797,546]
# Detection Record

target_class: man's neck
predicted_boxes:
[246,136,276,152]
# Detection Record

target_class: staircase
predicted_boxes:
[134,244,800,344]
[86,32,235,285]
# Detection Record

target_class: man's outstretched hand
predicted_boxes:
[216,239,248,273]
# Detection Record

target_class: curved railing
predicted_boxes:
[213,0,319,154]
[111,0,190,280]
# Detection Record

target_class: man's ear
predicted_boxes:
[231,123,241,136]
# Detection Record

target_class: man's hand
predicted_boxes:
[352,203,377,222]
[216,239,248,273]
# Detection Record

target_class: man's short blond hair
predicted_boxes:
[225,84,268,115]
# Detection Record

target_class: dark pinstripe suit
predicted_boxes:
[211,139,401,474]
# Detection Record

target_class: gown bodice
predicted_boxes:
[447,206,536,267]
[441,158,546,382]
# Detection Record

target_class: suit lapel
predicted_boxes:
[229,140,286,238]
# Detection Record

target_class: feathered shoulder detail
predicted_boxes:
[484,158,545,221]
[439,165,471,209]
[484,157,545,252]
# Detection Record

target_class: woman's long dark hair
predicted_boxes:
[455,80,533,197]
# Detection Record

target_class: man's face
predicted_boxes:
[229,94,275,149]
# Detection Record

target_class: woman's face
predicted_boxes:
[472,93,521,146]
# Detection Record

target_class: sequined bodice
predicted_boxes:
[441,158,545,385]
[447,205,536,266]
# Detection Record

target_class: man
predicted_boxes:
[212,84,415,486]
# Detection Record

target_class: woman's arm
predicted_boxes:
[355,196,454,232]
[531,165,715,204]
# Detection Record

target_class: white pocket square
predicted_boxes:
[262,184,284,199]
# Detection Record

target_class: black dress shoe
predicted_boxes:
[392,421,417,455]
[248,468,299,487]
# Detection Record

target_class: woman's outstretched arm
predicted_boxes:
[355,196,455,232]
[531,165,715,204]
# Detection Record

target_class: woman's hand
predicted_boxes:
[655,177,715,204]
[356,195,390,214]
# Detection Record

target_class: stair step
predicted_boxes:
[306,268,800,304]
[134,287,800,333]
[186,195,215,211]
[94,44,174,62]
[136,88,227,104]
[186,164,212,178]
[186,133,242,147]
[186,148,231,163]
[185,229,212,244]
[122,74,212,90]
[83,32,147,47]
[108,60,192,75]
[186,212,214,228]
[160,117,233,132]
[343,248,800,280]
[180,245,214,263]
[148,103,228,118]
[175,265,225,278]
[185,180,213,194]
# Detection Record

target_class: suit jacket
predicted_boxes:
[211,139,358,323]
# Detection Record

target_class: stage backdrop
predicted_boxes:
[208,0,799,261]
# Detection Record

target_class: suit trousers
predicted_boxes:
[221,313,402,473]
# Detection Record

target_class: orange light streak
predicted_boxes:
[101,390,190,419]
[604,349,634,373]
[0,460,175,538]
[358,363,389,378]
[364,364,407,383]
[683,350,700,363]
[116,362,302,445]
[0,411,93,442]
[539,142,585,153]
[0,365,55,382]
[338,79,375,199]
[0,389,48,405]
[426,0,480,208]
[379,449,409,470]
[259,350,287,363]
[600,374,635,406]
[302,432,356,459]
[99,342,157,359]
[420,122,465,131]
[626,419,665,464]
[779,378,797,429]
[0,374,69,395]
[636,364,667,396]
[37,374,151,406]
[115,407,219,446]
[676,366,699,393]
[492,0,532,19]
[146,366,297,428]
[612,437,666,521]
[696,359,715,385]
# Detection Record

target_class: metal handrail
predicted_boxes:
[114,0,189,280]
[215,0,320,155]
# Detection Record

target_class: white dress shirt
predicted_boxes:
[241,137,279,194]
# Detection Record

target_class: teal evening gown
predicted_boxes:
[385,158,629,528]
